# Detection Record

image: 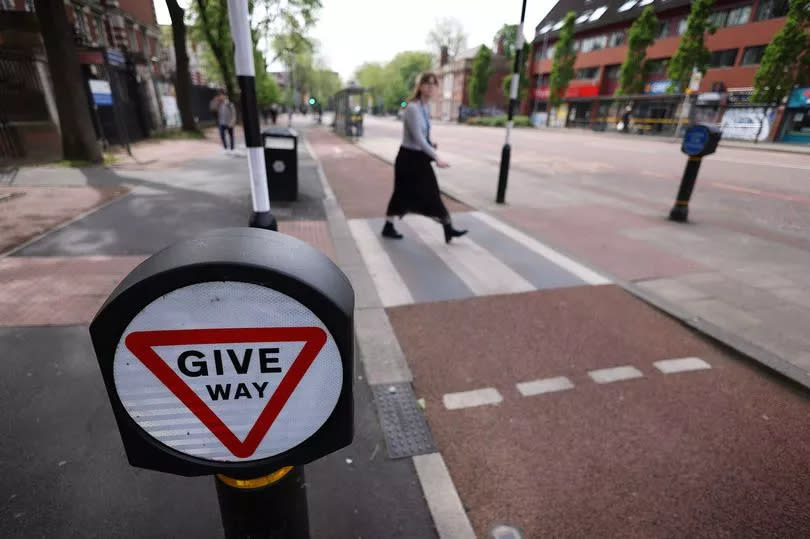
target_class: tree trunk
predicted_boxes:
[166,0,198,132]
[195,0,236,104]
[34,0,102,162]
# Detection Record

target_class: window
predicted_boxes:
[639,0,653,5]
[676,18,688,35]
[552,20,564,30]
[575,66,600,80]
[756,0,789,20]
[538,23,553,34]
[605,64,621,80]
[74,11,89,41]
[656,21,670,39]
[618,0,637,12]
[741,45,766,65]
[581,34,607,52]
[576,11,592,24]
[607,30,626,47]
[646,58,668,76]
[538,73,551,86]
[24,0,35,11]
[708,10,728,27]
[573,39,581,51]
[589,6,608,21]
[727,5,752,26]
[709,48,738,68]
[96,16,105,45]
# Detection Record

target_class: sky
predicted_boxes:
[154,0,557,82]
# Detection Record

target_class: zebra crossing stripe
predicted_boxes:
[470,212,611,285]
[349,219,414,307]
[406,217,535,297]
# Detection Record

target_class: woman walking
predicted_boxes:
[382,72,467,244]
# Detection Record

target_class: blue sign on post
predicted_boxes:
[682,125,709,156]
[89,80,113,106]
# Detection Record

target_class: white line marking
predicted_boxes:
[406,216,535,296]
[413,453,476,539]
[517,376,574,396]
[349,219,414,306]
[443,387,503,410]
[470,212,612,285]
[588,366,644,384]
[654,357,712,374]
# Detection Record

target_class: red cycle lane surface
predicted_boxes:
[387,285,810,537]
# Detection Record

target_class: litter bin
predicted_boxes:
[262,127,298,201]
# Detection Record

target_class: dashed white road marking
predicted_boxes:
[654,357,712,374]
[588,366,644,384]
[516,376,574,397]
[443,388,503,410]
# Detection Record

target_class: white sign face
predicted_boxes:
[113,282,343,462]
[89,79,112,95]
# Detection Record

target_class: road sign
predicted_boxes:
[681,125,709,156]
[90,228,354,477]
[89,80,113,106]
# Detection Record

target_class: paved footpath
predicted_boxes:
[358,116,810,390]
[308,127,810,538]
[0,127,436,538]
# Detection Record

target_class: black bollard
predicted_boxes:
[669,156,702,222]
[216,467,309,539]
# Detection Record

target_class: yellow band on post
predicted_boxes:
[675,200,689,206]
[688,156,702,162]
[217,466,294,490]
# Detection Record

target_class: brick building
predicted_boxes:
[529,0,805,142]
[433,44,511,122]
[1,0,166,160]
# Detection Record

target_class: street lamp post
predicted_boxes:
[496,0,528,204]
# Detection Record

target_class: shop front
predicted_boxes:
[780,87,810,144]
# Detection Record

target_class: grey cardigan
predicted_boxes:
[401,102,437,160]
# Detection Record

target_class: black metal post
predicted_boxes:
[669,156,702,222]
[215,466,309,539]
[496,0,528,204]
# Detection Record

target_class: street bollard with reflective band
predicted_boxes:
[89,227,354,537]
[669,123,721,223]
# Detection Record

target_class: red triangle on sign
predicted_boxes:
[124,327,327,458]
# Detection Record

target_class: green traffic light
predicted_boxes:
[308,98,316,105]
[400,101,407,108]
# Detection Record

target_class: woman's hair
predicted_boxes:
[408,72,439,102]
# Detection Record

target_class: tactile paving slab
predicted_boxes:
[371,382,435,459]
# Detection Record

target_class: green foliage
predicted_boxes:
[468,45,493,108]
[466,115,531,127]
[616,5,658,95]
[309,67,341,102]
[495,24,524,62]
[667,0,717,91]
[382,51,434,111]
[355,62,387,90]
[549,12,577,107]
[753,0,810,104]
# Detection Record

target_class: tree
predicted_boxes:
[667,0,717,91]
[494,24,522,61]
[33,0,102,162]
[549,12,577,108]
[752,0,810,104]
[468,45,493,109]
[310,67,341,101]
[426,17,467,58]
[616,5,658,95]
[382,51,433,111]
[192,0,236,101]
[166,0,198,132]
[355,62,386,90]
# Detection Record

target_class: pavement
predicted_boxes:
[2,117,809,538]
[0,121,436,538]
[357,115,810,390]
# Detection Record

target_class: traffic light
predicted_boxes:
[308,97,316,106]
[400,100,407,108]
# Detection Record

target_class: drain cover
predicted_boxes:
[371,383,435,459]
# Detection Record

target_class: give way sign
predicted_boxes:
[113,281,343,462]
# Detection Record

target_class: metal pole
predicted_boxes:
[669,156,702,222]
[215,467,309,539]
[496,0,528,204]
[226,0,276,231]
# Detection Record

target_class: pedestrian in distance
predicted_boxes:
[382,72,467,244]
[619,105,632,133]
[211,90,236,152]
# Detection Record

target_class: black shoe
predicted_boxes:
[382,221,403,239]
[443,223,467,244]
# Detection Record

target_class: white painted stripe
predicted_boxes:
[517,376,574,396]
[349,219,414,306]
[654,357,712,374]
[406,217,535,296]
[413,453,476,539]
[226,0,255,76]
[588,366,644,384]
[470,212,612,285]
[247,147,270,211]
[443,387,503,410]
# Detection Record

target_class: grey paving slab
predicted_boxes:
[687,278,787,311]
[341,263,383,310]
[354,307,413,385]
[635,278,710,303]
[678,298,762,332]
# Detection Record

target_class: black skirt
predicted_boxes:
[385,147,449,220]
